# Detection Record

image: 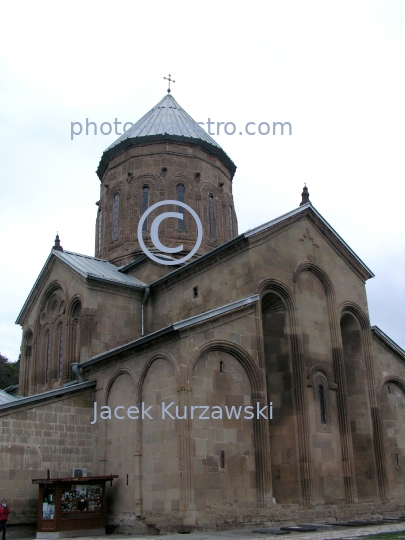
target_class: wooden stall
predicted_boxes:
[32,475,118,538]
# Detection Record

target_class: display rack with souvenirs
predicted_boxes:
[61,484,103,513]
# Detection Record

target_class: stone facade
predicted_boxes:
[1,94,405,533]
[96,141,237,267]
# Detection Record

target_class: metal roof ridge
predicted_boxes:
[80,294,260,369]
[0,380,96,411]
[173,295,260,330]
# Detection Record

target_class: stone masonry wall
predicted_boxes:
[0,388,97,523]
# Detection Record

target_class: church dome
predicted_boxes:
[95,93,238,266]
[96,94,236,181]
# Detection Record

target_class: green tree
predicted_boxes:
[0,353,20,389]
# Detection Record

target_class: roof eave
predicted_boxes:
[96,135,237,181]
[371,326,405,361]
[80,294,259,369]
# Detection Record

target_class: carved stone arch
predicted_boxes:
[294,260,335,297]
[378,376,405,406]
[22,328,34,395]
[310,369,333,433]
[294,260,358,504]
[38,280,67,320]
[130,173,163,239]
[378,376,405,500]
[68,295,82,366]
[340,301,386,500]
[109,179,126,197]
[38,323,52,387]
[188,340,263,396]
[53,315,65,380]
[200,182,222,247]
[132,172,163,192]
[108,181,126,244]
[164,173,197,239]
[339,301,370,330]
[258,277,315,505]
[307,364,337,389]
[138,351,179,398]
[258,278,297,312]
[188,339,272,508]
[68,294,83,317]
[165,172,195,194]
[105,367,137,404]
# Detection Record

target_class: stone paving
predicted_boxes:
[11,522,404,540]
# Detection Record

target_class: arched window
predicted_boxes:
[24,332,33,394]
[98,209,102,251]
[229,206,234,239]
[177,184,185,231]
[45,331,51,383]
[112,194,119,240]
[72,302,81,364]
[25,332,33,364]
[142,186,149,232]
[310,371,332,432]
[319,384,327,424]
[58,325,64,379]
[209,195,215,239]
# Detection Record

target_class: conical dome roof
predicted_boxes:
[96,94,236,180]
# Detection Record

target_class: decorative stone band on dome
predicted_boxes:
[96,94,236,180]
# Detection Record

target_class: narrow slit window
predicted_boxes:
[177,185,185,231]
[58,325,64,379]
[220,450,225,469]
[229,206,234,239]
[112,194,119,240]
[98,209,102,251]
[45,332,50,383]
[319,384,327,424]
[209,195,215,239]
[193,286,198,298]
[142,187,149,232]
[219,361,224,373]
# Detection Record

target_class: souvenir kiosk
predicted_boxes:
[32,475,118,538]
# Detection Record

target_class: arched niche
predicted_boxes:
[105,370,137,515]
[190,348,257,512]
[340,312,377,500]
[261,291,300,504]
[379,380,405,500]
[141,357,179,515]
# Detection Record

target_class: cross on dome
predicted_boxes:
[163,74,176,93]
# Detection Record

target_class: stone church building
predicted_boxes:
[1,92,405,533]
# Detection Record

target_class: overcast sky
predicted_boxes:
[0,1,404,361]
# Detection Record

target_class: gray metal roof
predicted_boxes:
[105,94,222,152]
[96,94,237,180]
[0,389,21,405]
[53,250,146,288]
[0,381,96,411]
[16,249,146,325]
